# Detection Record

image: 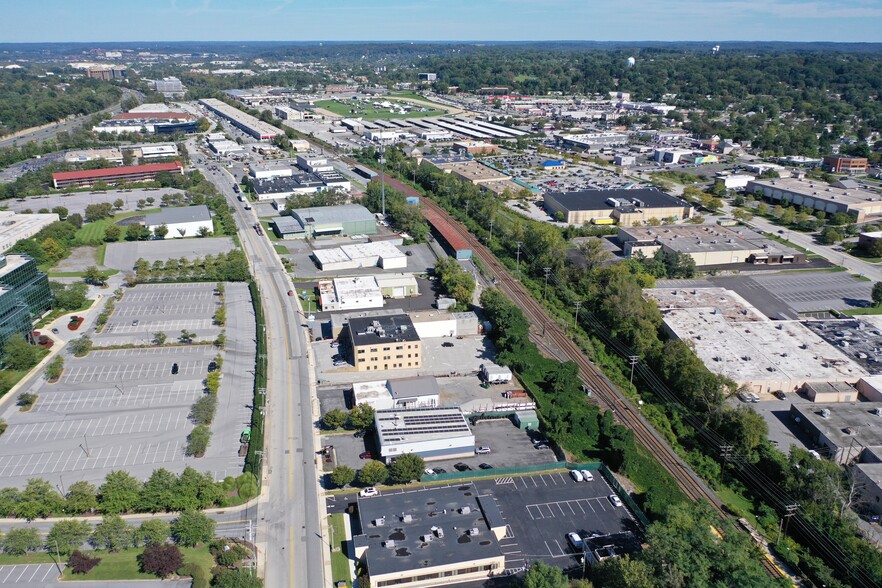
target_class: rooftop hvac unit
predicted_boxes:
[384,540,395,548]
[402,514,412,523]
[468,528,481,536]
[820,409,831,418]
[374,517,386,527]
[460,506,471,515]
[431,526,444,538]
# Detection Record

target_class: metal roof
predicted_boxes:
[291,204,374,226]
[52,161,182,182]
[145,205,211,226]
[423,208,471,254]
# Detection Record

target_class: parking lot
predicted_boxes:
[5,188,187,217]
[0,564,61,586]
[657,272,874,318]
[103,237,237,271]
[473,471,638,570]
[0,282,255,488]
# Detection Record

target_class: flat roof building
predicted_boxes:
[545,188,693,226]
[144,205,212,239]
[318,277,383,312]
[789,402,882,464]
[252,173,327,201]
[64,148,123,165]
[354,483,505,587]
[353,376,441,411]
[645,287,868,393]
[554,132,629,151]
[348,313,422,372]
[746,177,882,223]
[374,406,474,462]
[618,225,806,267]
[272,205,377,240]
[52,161,183,189]
[452,141,499,155]
[199,98,283,140]
[0,211,59,253]
[822,155,868,174]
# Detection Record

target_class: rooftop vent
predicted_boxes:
[374,517,386,527]
[460,506,471,515]
[401,514,413,523]
[820,409,831,418]
[384,540,396,549]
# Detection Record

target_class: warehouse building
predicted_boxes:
[0,211,59,253]
[296,154,334,173]
[145,205,212,238]
[544,188,693,226]
[374,273,419,298]
[249,163,296,180]
[318,277,383,312]
[312,241,405,270]
[353,484,505,587]
[353,377,441,410]
[374,406,475,461]
[645,287,867,393]
[746,177,882,223]
[199,98,283,140]
[789,402,882,464]
[348,313,422,372]
[51,161,183,189]
[554,132,629,151]
[93,111,196,135]
[138,144,179,160]
[408,310,481,339]
[253,174,327,201]
[64,148,124,165]
[618,225,806,267]
[0,254,51,348]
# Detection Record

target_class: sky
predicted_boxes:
[7,0,882,43]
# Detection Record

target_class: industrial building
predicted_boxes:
[618,225,806,267]
[318,277,383,312]
[249,162,296,180]
[0,254,51,348]
[408,311,481,339]
[347,313,422,372]
[312,241,406,270]
[654,149,694,164]
[93,111,196,135]
[423,208,472,260]
[51,161,183,189]
[64,148,123,165]
[0,211,59,253]
[804,316,882,376]
[789,402,882,464]
[452,141,499,155]
[822,155,868,174]
[353,377,441,410]
[544,188,693,226]
[716,173,755,190]
[144,205,212,238]
[138,145,179,160]
[374,273,419,298]
[271,204,378,238]
[199,98,283,140]
[746,176,882,223]
[645,287,868,393]
[553,132,629,151]
[374,406,475,462]
[353,483,505,587]
[252,173,328,201]
[296,154,335,173]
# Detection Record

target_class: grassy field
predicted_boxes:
[273,244,289,254]
[260,220,279,242]
[314,98,445,119]
[75,209,159,245]
[328,514,351,588]
[0,553,57,565]
[842,306,882,316]
[46,269,119,278]
[61,546,213,581]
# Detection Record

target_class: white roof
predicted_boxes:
[340,241,405,260]
[374,273,417,288]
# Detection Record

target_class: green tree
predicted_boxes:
[322,408,347,430]
[389,453,425,484]
[211,568,264,588]
[47,519,92,555]
[866,238,882,258]
[197,226,211,237]
[51,206,69,219]
[16,478,63,520]
[358,461,388,486]
[90,515,135,551]
[64,481,98,515]
[138,519,171,547]
[153,331,167,345]
[591,556,655,588]
[348,403,375,430]
[1,528,40,555]
[171,467,223,512]
[186,425,211,457]
[83,266,108,286]
[2,336,42,370]
[139,468,177,513]
[330,465,356,488]
[170,510,216,547]
[179,329,195,343]
[190,394,218,426]
[68,335,93,357]
[154,224,169,239]
[53,282,89,310]
[113,198,124,211]
[98,470,142,514]
[524,561,569,588]
[103,224,122,242]
[873,282,882,307]
[213,306,226,326]
[45,356,64,381]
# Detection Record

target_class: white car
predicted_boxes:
[570,470,583,482]
[566,532,584,551]
[580,470,594,482]
[608,494,623,507]
[424,468,435,475]
[359,487,379,498]
[475,446,492,455]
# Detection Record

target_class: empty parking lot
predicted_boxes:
[0,282,255,488]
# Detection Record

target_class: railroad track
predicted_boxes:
[418,197,787,580]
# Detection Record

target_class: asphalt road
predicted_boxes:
[0,89,143,149]
[193,143,324,588]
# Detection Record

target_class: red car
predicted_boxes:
[359,451,373,459]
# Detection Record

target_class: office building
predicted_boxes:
[64,148,124,165]
[144,205,212,238]
[746,177,882,222]
[353,376,441,410]
[353,484,505,587]
[51,162,183,189]
[374,406,474,462]
[0,254,51,348]
[151,77,186,97]
[0,211,60,253]
[347,313,422,372]
[554,132,629,151]
[544,188,693,226]
[822,155,868,174]
[452,141,499,155]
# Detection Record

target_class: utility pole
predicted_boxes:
[777,504,799,545]
[489,217,494,244]
[515,241,522,277]
[573,301,582,328]
[628,355,639,390]
[543,267,551,300]
[379,144,386,217]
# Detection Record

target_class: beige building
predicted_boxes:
[348,314,423,372]
[746,177,882,223]
[545,188,692,226]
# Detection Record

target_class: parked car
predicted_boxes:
[433,467,447,474]
[51,328,59,334]
[207,361,218,373]
[333,360,347,367]
[608,494,623,507]
[359,451,373,460]
[359,487,379,497]
[424,468,435,475]
[479,463,494,470]
[330,341,340,348]
[580,470,594,482]
[534,443,549,450]
[287,290,294,296]
[454,463,472,472]
[570,470,584,482]
[132,319,139,326]
[773,390,787,400]
[567,532,584,551]
[442,342,454,348]
[171,363,179,375]
[353,430,367,438]
[475,446,491,455]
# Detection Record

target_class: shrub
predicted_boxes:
[16,393,37,411]
[190,395,218,425]
[68,550,101,574]
[186,425,211,457]
[215,544,250,567]
[140,543,184,578]
[178,562,210,588]
[330,465,356,488]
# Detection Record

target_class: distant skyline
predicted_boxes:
[7,0,882,44]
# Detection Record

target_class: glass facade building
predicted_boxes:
[0,254,52,347]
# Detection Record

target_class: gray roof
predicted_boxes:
[292,204,374,226]
[145,205,211,226]
[546,188,689,211]
[387,377,441,400]
[253,173,325,196]
[356,484,503,576]
[348,313,420,347]
[271,215,305,234]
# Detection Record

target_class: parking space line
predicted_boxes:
[24,564,41,583]
[0,566,17,582]
[40,565,58,581]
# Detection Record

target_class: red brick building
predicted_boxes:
[822,155,868,174]
[52,161,183,189]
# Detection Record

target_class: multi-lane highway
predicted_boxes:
[194,151,325,588]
